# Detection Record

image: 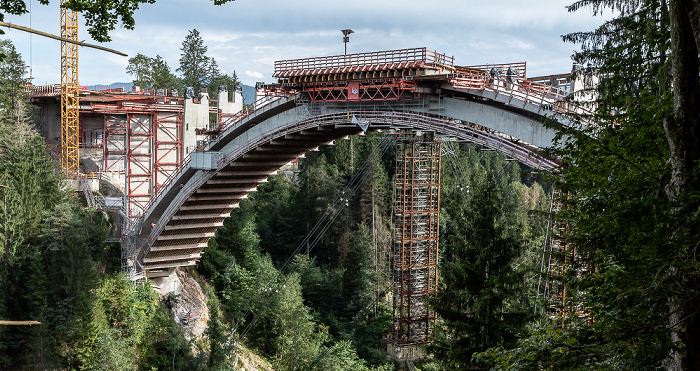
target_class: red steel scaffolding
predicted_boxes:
[393,132,441,346]
[95,101,183,220]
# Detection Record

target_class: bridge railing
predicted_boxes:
[219,90,293,133]
[273,47,454,76]
[27,84,61,97]
[451,70,593,119]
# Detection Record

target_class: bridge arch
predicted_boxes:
[136,95,561,277]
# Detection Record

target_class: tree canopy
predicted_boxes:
[0,0,237,42]
[476,0,700,369]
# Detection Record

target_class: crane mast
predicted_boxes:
[60,0,79,178]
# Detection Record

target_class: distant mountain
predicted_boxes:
[88,82,256,104]
[87,82,134,92]
[241,84,255,104]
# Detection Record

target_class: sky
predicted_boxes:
[2,0,610,87]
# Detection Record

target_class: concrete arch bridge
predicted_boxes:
[130,47,585,280]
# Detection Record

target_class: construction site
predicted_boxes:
[23,41,594,363]
[0,5,596,365]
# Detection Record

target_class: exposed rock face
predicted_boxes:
[171,267,209,342]
[153,267,273,370]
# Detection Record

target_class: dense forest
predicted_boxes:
[1,0,700,369]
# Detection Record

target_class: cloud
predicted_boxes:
[245,70,264,79]
[2,0,611,86]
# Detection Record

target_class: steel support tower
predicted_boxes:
[393,131,441,346]
[545,190,591,324]
[60,0,79,178]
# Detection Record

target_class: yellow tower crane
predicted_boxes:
[60,0,79,179]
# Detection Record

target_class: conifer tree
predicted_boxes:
[150,55,180,92]
[429,173,530,369]
[477,1,700,369]
[177,29,212,94]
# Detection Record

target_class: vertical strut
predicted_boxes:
[393,131,441,348]
[60,0,79,178]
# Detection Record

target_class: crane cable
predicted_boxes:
[0,21,127,56]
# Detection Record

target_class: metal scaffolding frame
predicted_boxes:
[544,190,592,325]
[154,111,183,194]
[104,113,127,176]
[304,80,418,102]
[95,103,182,279]
[125,113,154,218]
[60,0,79,178]
[393,132,441,345]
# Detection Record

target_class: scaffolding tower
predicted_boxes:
[393,131,441,346]
[60,0,79,178]
[545,190,592,325]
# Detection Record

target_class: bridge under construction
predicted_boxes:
[29,47,591,350]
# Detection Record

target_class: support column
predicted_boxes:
[392,131,441,353]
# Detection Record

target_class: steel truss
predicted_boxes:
[60,0,79,178]
[154,111,182,194]
[304,80,418,102]
[393,132,441,345]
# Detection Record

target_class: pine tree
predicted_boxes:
[177,29,212,94]
[429,173,530,370]
[150,55,180,92]
[0,40,27,114]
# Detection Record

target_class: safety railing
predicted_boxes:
[459,62,527,79]
[274,47,454,77]
[218,91,293,133]
[450,70,593,120]
[26,84,61,97]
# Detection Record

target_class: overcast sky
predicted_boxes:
[3,0,609,87]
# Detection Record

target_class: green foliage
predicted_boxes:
[126,53,180,92]
[252,175,304,265]
[478,0,700,368]
[61,0,156,42]
[178,29,214,94]
[139,300,200,370]
[151,55,180,92]
[125,53,152,89]
[341,224,375,320]
[0,97,198,370]
[0,105,62,258]
[429,172,532,370]
[0,39,27,111]
[0,0,46,36]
